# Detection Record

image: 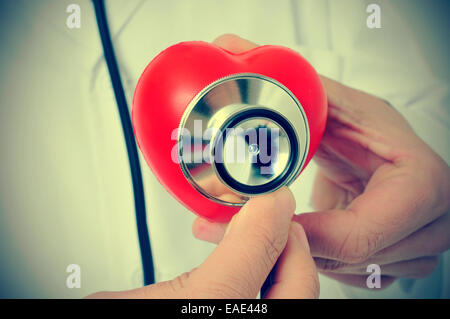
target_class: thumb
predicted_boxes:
[188,187,296,298]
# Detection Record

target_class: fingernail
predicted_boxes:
[278,186,296,215]
[291,222,310,252]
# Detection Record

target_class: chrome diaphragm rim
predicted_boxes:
[177,73,310,206]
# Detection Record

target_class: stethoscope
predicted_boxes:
[93,0,155,286]
[92,0,320,297]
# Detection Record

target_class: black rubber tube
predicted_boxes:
[92,0,155,286]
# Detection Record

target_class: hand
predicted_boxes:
[193,34,450,289]
[88,187,319,298]
[296,72,450,288]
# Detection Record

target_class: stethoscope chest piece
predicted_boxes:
[177,73,309,206]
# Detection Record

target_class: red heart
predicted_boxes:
[133,41,327,222]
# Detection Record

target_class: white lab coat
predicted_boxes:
[0,0,448,298]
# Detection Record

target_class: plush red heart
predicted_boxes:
[133,41,327,222]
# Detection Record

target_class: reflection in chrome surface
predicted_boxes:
[177,73,309,206]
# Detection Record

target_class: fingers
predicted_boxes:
[264,223,319,299]
[293,209,364,262]
[194,171,352,247]
[369,212,450,264]
[369,256,440,279]
[318,75,412,141]
[296,167,448,265]
[316,255,440,280]
[320,272,396,290]
[193,163,352,247]
[187,187,296,298]
[312,169,350,211]
[212,34,259,53]
[311,213,450,277]
[192,217,227,244]
[193,197,320,298]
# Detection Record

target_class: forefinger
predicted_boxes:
[192,217,227,244]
